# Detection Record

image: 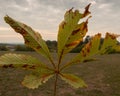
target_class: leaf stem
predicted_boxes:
[60,62,71,71]
[53,73,58,96]
[49,57,56,69]
[57,50,64,70]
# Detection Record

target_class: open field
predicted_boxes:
[0,51,120,96]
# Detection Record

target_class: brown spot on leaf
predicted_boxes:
[72,28,80,35]
[82,50,86,57]
[29,65,36,69]
[14,27,21,32]
[85,42,92,54]
[3,65,9,68]
[14,26,27,36]
[82,17,91,32]
[36,46,41,49]
[83,3,91,17]
[68,7,74,13]
[62,24,65,29]
[109,34,117,39]
[105,32,110,39]
[97,33,101,37]
[86,47,90,53]
[88,41,92,47]
[72,16,74,19]
[22,64,28,68]
[61,21,66,29]
[20,29,27,36]
[9,64,14,68]
[2,64,14,68]
[65,41,78,47]
[111,36,116,39]
[105,32,118,40]
[83,59,91,62]
[25,39,30,44]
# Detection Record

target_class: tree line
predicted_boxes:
[0,36,120,53]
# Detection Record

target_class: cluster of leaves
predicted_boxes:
[0,4,120,95]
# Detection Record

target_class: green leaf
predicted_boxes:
[112,45,120,53]
[22,73,54,89]
[100,33,120,54]
[4,16,54,65]
[60,73,87,88]
[103,45,120,54]
[61,33,101,70]
[57,4,91,63]
[0,53,54,89]
[0,53,48,70]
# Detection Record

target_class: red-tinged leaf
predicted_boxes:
[57,4,91,64]
[0,53,50,70]
[61,33,101,70]
[100,32,120,54]
[4,16,54,67]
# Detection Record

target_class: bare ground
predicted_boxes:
[0,52,120,96]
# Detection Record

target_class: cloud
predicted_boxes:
[35,29,58,40]
[90,0,97,5]
[0,0,120,43]
[98,3,113,9]
[0,34,21,38]
[0,26,57,43]
[0,27,11,31]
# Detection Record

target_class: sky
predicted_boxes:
[0,0,120,43]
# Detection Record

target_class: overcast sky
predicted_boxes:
[0,0,120,43]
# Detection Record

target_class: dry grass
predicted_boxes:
[0,51,120,96]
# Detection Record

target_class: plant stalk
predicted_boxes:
[53,73,58,96]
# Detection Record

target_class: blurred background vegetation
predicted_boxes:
[0,36,120,54]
